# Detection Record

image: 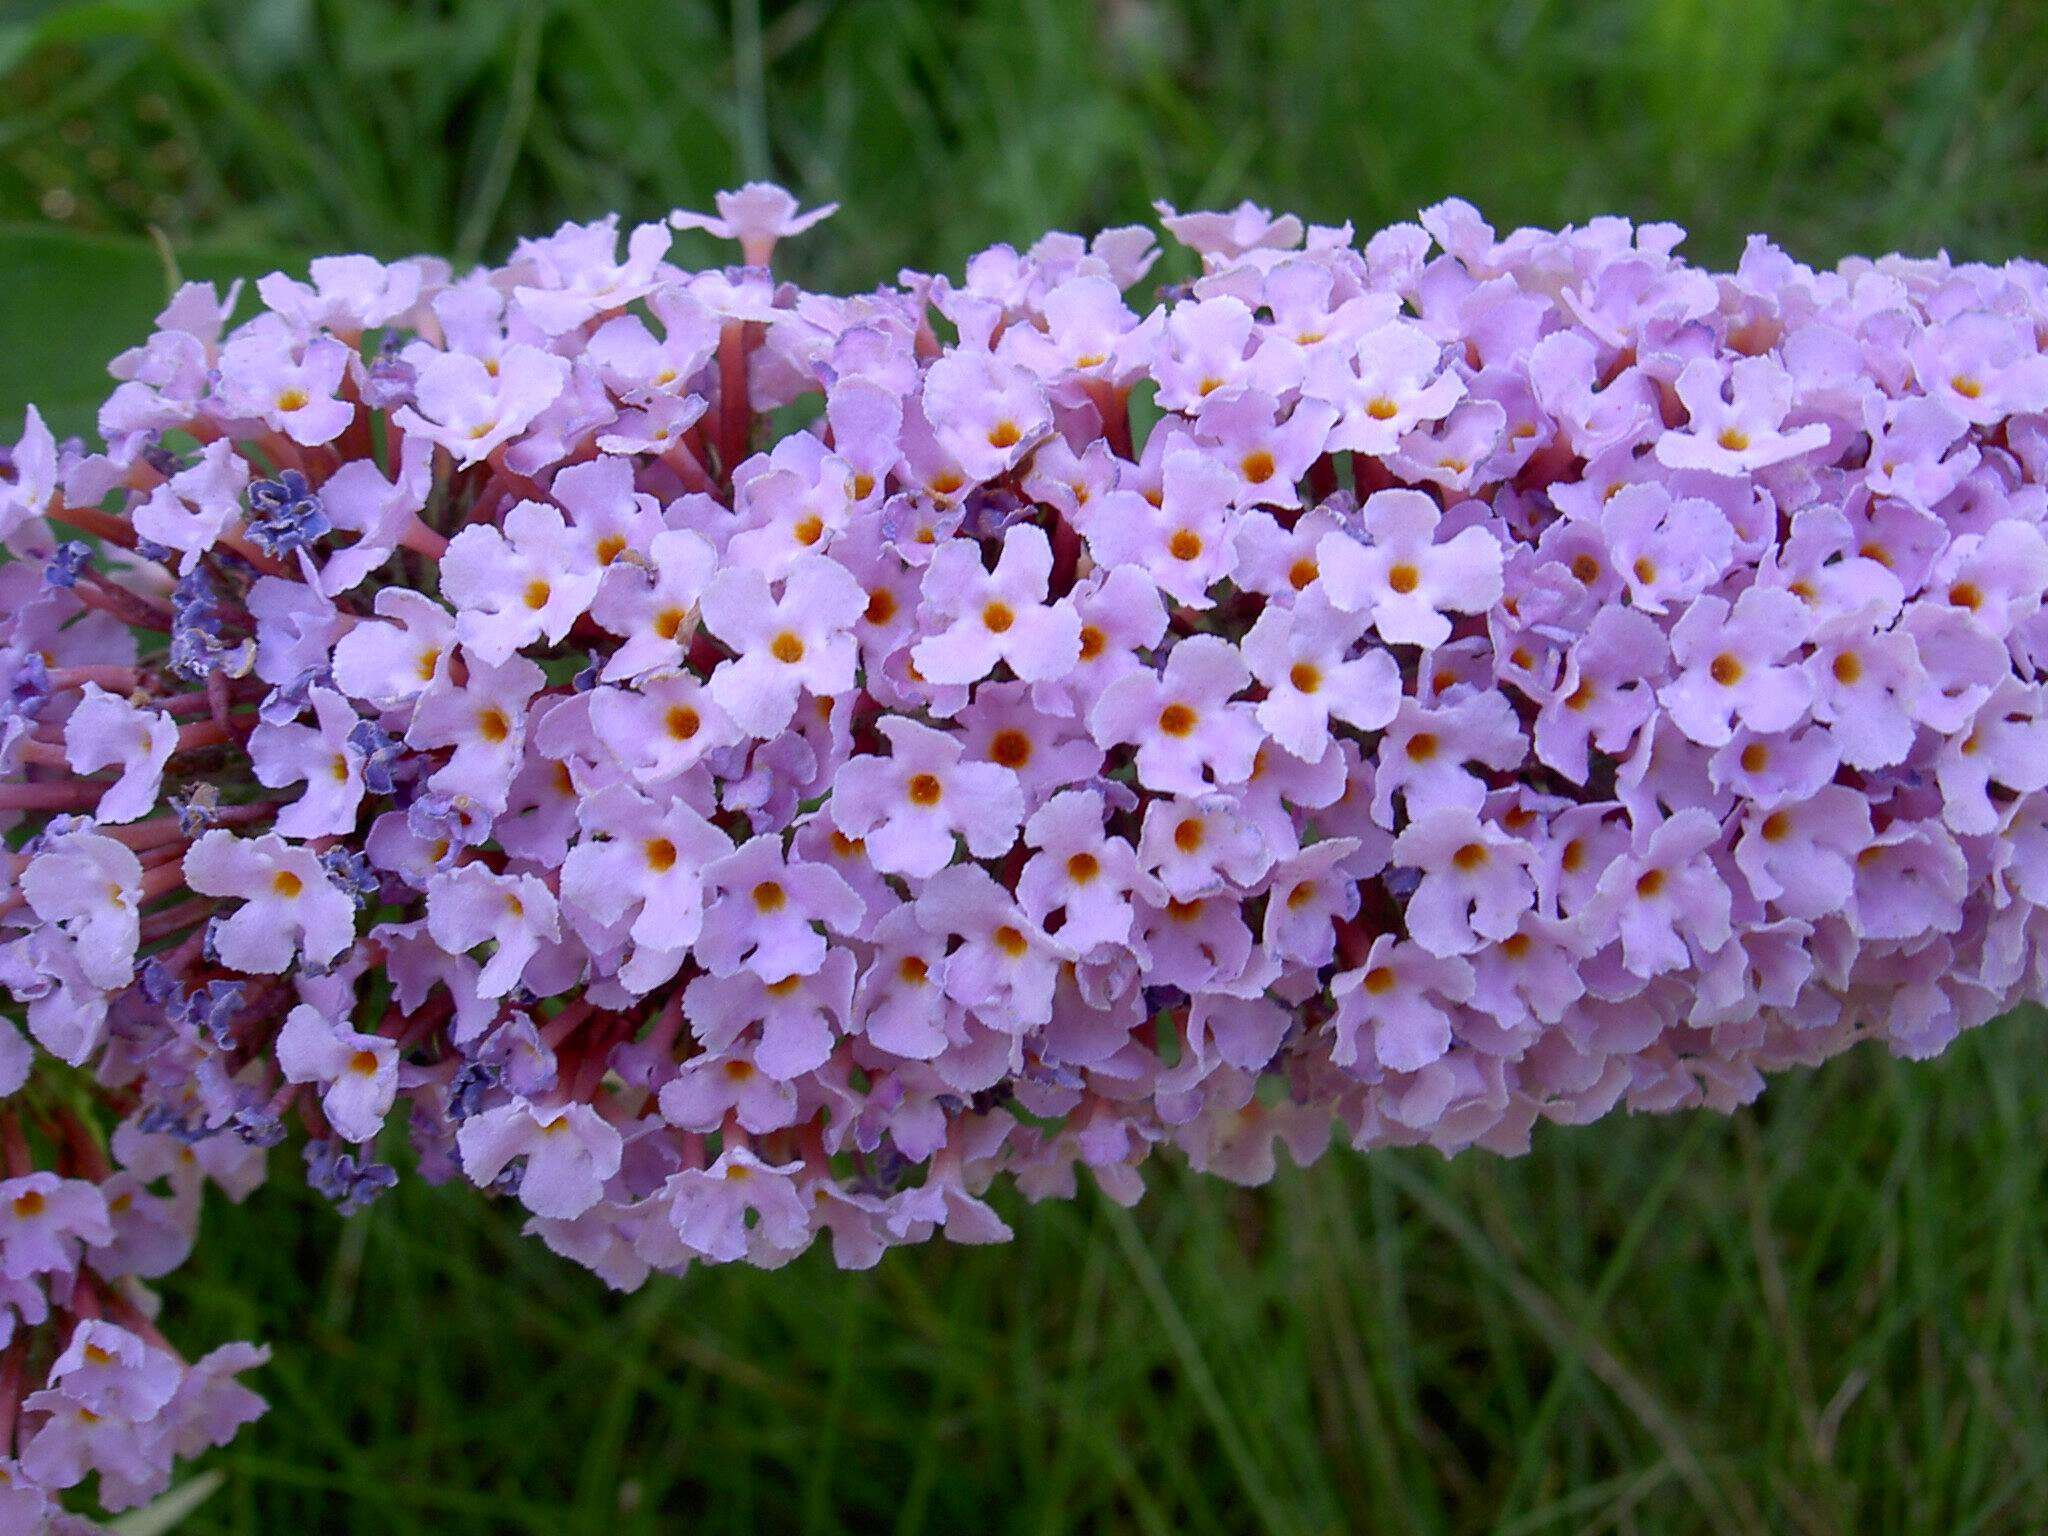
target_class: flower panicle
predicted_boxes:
[4,188,2048,1514]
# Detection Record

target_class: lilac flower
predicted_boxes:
[1017,788,1155,952]
[1586,809,1733,977]
[183,831,356,973]
[331,588,455,705]
[660,1044,800,1134]
[1329,937,1474,1072]
[829,716,1024,876]
[560,782,730,991]
[1241,587,1401,758]
[685,948,854,1080]
[1534,607,1668,782]
[1318,490,1504,649]
[1090,635,1260,794]
[657,1146,811,1264]
[132,439,249,573]
[456,1099,623,1220]
[922,349,1051,484]
[910,523,1081,685]
[1656,356,1831,473]
[424,862,560,998]
[696,836,864,983]
[0,1174,111,1280]
[590,528,718,681]
[917,864,1066,1032]
[61,685,176,823]
[671,182,837,266]
[275,1004,398,1143]
[248,685,366,838]
[1390,806,1537,956]
[701,555,865,736]
[441,498,604,664]
[0,404,57,547]
[512,216,673,335]
[1660,587,1814,747]
[20,829,142,997]
[1082,449,1241,608]
[394,345,569,467]
[1305,320,1465,455]
[404,652,545,814]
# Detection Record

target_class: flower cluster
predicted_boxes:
[6,183,2048,1516]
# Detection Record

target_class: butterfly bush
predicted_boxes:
[5,183,2048,1517]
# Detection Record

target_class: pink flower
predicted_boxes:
[681,948,854,1080]
[656,1146,811,1265]
[1600,482,1735,615]
[1155,198,1303,259]
[1241,587,1401,758]
[1138,794,1272,902]
[590,527,718,681]
[586,673,737,784]
[586,286,720,400]
[257,254,429,334]
[1534,607,1668,783]
[457,1100,622,1220]
[1660,587,1813,747]
[659,1042,800,1134]
[701,555,865,736]
[1318,489,1504,648]
[1090,634,1261,795]
[424,862,561,998]
[1655,356,1830,473]
[1259,837,1365,970]
[183,831,355,973]
[910,523,1081,686]
[851,903,956,1058]
[0,406,57,547]
[1371,690,1526,826]
[1150,297,1257,413]
[440,499,603,664]
[671,181,837,266]
[62,684,176,824]
[829,716,1023,877]
[1804,616,1924,769]
[916,864,1066,1032]
[275,1004,398,1143]
[1935,678,2048,835]
[1034,565,1166,717]
[1733,785,1872,920]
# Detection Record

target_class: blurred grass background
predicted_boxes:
[4,0,2048,1531]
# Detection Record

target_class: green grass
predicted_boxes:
[5,1,2048,1530]
[167,1020,2048,1535]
